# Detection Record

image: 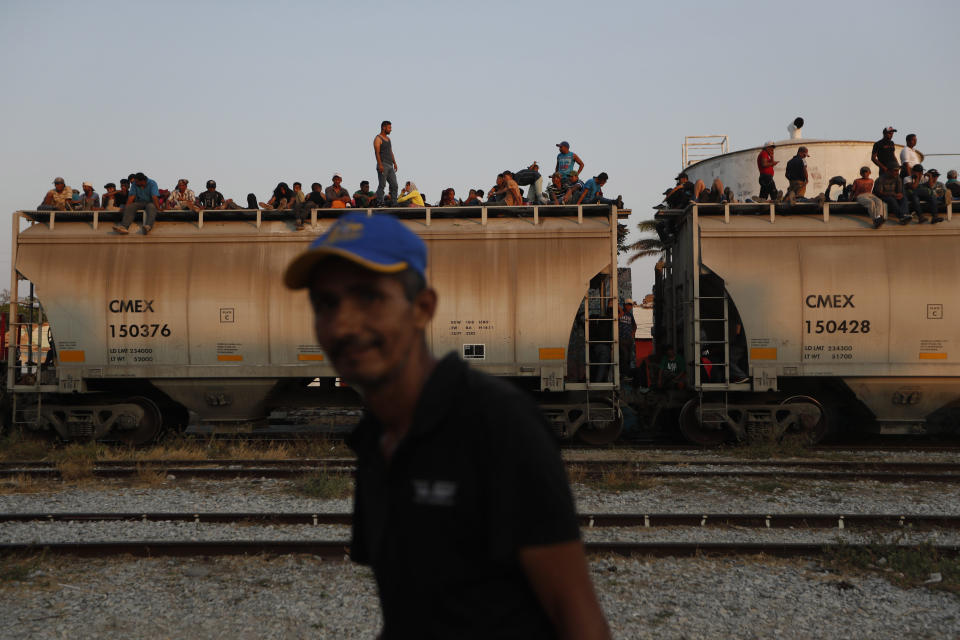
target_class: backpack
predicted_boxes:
[512,168,540,186]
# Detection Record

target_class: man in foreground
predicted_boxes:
[283,213,609,639]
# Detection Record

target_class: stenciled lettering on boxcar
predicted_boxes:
[106,298,169,364]
[448,319,495,337]
[801,291,874,362]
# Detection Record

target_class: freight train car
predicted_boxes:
[651,199,960,444]
[6,205,629,444]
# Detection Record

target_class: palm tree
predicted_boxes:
[625,218,664,264]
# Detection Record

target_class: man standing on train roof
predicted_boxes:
[756,141,780,202]
[113,172,160,235]
[784,146,810,204]
[900,133,923,177]
[283,213,610,639]
[374,120,399,206]
[871,126,899,174]
[555,141,585,185]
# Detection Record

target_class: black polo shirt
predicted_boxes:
[872,137,897,169]
[346,353,580,639]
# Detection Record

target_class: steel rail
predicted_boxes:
[1,540,958,559]
[4,465,960,483]
[5,458,960,472]
[4,512,960,530]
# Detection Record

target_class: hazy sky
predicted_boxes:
[2,0,958,296]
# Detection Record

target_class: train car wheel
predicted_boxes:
[779,395,830,445]
[113,396,163,446]
[576,400,623,445]
[679,398,729,446]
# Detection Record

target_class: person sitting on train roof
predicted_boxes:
[462,188,482,206]
[871,126,898,175]
[899,133,923,177]
[555,140,585,185]
[260,182,295,210]
[438,188,458,206]
[872,164,910,225]
[546,172,571,205]
[37,177,74,211]
[659,172,694,209]
[353,180,376,208]
[113,172,160,235]
[292,182,326,230]
[903,164,935,222]
[325,173,352,208]
[657,345,686,390]
[196,179,239,210]
[945,170,960,199]
[76,182,100,211]
[512,162,544,204]
[919,169,946,224]
[166,179,201,215]
[114,179,131,208]
[291,182,306,204]
[397,180,425,207]
[756,141,781,202]
[695,178,736,204]
[850,167,886,229]
[493,170,524,206]
[101,182,120,210]
[576,172,623,208]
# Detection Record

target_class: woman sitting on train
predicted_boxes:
[259,182,295,210]
[397,181,425,207]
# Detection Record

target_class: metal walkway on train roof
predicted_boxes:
[654,200,955,224]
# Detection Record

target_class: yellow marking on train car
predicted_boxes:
[217,354,243,362]
[297,354,325,361]
[539,348,565,360]
[58,350,85,363]
[750,348,777,360]
[919,353,947,360]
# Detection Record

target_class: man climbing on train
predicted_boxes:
[283,212,610,639]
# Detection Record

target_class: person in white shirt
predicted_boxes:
[900,134,923,177]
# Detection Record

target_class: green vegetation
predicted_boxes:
[294,471,353,499]
[825,541,960,595]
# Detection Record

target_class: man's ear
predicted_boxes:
[413,287,438,330]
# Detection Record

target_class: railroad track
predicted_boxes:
[3,511,960,530]
[4,458,960,482]
[1,540,958,559]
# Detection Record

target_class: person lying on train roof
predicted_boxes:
[283,212,610,639]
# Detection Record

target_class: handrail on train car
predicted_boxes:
[17,203,630,233]
[656,200,954,224]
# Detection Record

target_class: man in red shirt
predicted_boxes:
[756,141,781,202]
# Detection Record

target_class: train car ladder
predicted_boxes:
[696,293,730,389]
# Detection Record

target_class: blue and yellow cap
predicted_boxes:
[283,212,427,289]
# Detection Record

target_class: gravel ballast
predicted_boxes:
[2,554,958,639]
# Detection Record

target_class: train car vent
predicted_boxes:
[463,344,485,360]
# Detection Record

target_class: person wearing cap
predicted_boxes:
[903,164,931,221]
[576,172,623,208]
[283,213,609,639]
[872,164,910,224]
[945,170,960,199]
[166,179,200,214]
[101,182,120,210]
[916,169,945,224]
[899,134,924,177]
[871,126,898,174]
[784,146,811,203]
[554,141,584,185]
[661,172,695,209]
[756,141,780,202]
[324,173,351,208]
[77,182,100,211]
[114,172,161,234]
[851,167,886,228]
[546,172,571,205]
[196,179,239,210]
[37,177,74,211]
